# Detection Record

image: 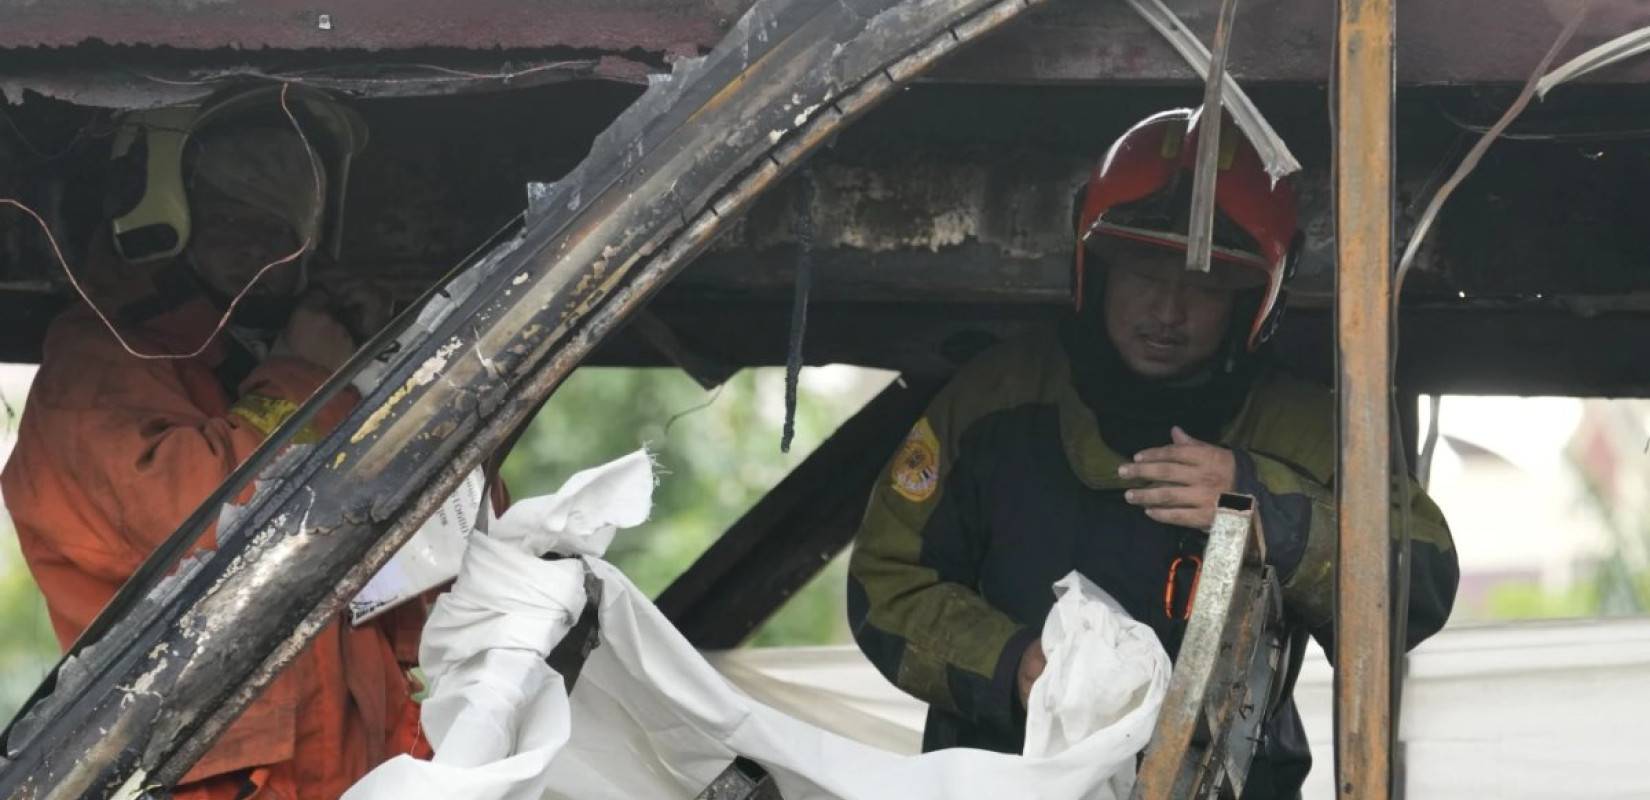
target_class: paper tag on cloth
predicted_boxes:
[350,468,488,625]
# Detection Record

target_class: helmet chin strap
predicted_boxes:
[1216,286,1266,375]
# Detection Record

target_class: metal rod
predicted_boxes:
[1333,0,1395,796]
[1132,494,1270,799]
[1184,0,1240,274]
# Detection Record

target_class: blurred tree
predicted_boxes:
[0,363,884,726]
[0,522,56,727]
[500,365,885,643]
[1484,570,1650,622]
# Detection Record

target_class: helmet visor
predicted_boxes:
[1082,226,1268,291]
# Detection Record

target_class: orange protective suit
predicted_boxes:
[3,283,429,799]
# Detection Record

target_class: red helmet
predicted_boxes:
[1076,108,1300,351]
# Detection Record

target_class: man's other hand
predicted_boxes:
[327,279,395,344]
[1018,637,1046,707]
[1117,426,1236,531]
[274,290,357,373]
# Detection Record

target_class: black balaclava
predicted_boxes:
[186,264,299,335]
[1060,264,1262,457]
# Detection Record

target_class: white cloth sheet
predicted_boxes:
[346,451,1170,800]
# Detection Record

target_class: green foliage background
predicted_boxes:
[0,365,886,725]
[0,528,56,729]
[498,366,886,645]
[10,371,1647,729]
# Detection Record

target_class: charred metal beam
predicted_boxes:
[0,0,1061,794]
[593,301,1650,397]
[0,59,637,110]
[0,0,727,54]
[930,0,1650,85]
[7,282,1650,397]
[656,376,937,649]
[4,0,1647,87]
[13,84,1650,321]
[679,132,1650,307]
[1333,0,1396,796]
[628,309,738,390]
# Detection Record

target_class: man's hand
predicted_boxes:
[273,289,357,373]
[1018,637,1046,707]
[325,278,395,344]
[1118,426,1236,531]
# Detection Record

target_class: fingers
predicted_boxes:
[342,284,395,339]
[1126,435,1225,530]
[1117,460,1200,485]
[1133,442,1209,466]
[318,279,395,342]
[1124,486,1210,509]
[1132,445,1190,466]
[1143,506,1214,530]
[295,284,334,311]
[1137,428,1217,463]
[1018,637,1047,705]
[1126,485,1217,530]
[333,278,393,311]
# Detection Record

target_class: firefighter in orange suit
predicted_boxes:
[3,86,426,800]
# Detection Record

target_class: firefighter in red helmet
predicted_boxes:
[848,109,1459,798]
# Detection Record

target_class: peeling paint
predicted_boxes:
[110,768,150,800]
[350,381,413,444]
[708,156,1074,258]
[471,339,500,377]
[411,338,463,387]
[295,487,318,536]
[123,658,166,703]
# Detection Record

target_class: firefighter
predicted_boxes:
[847,109,1460,798]
[2,86,424,799]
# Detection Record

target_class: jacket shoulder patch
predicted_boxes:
[892,417,941,502]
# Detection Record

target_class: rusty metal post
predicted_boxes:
[1333,0,1395,797]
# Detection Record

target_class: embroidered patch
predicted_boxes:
[891,418,940,502]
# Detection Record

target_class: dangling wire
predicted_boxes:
[1382,5,1594,780]
[662,381,727,438]
[780,165,816,453]
[0,104,98,163]
[1417,394,1442,490]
